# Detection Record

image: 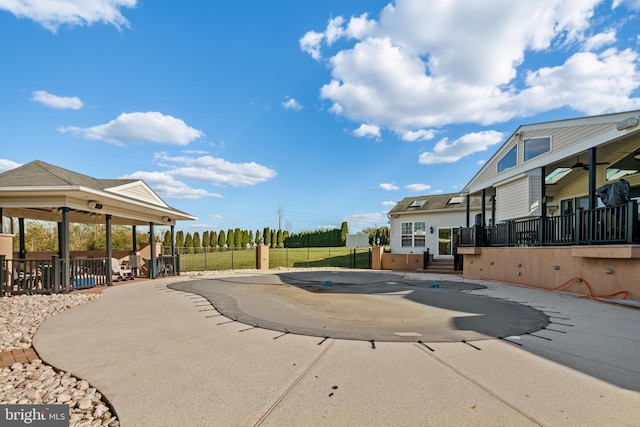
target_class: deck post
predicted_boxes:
[60,208,70,293]
[149,222,156,279]
[627,200,638,243]
[106,214,113,286]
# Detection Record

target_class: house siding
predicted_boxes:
[390,209,480,256]
[111,184,164,206]
[497,177,530,220]
[467,122,619,194]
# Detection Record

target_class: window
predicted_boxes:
[401,221,426,247]
[409,199,425,207]
[401,222,413,247]
[414,222,426,247]
[524,137,551,161]
[497,146,517,172]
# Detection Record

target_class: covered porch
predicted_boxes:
[0,161,196,296]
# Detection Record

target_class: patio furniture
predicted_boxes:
[111,258,134,281]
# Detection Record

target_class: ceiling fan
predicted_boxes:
[568,156,609,170]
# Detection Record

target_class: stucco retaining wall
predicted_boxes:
[458,246,640,301]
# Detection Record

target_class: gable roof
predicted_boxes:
[388,193,483,216]
[462,110,640,195]
[0,160,195,225]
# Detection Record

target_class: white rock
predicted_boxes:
[57,393,72,403]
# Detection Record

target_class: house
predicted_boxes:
[388,193,484,256]
[457,110,640,300]
[384,193,482,271]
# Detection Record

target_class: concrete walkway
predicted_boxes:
[33,271,640,426]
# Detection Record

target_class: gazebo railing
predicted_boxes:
[1,256,62,296]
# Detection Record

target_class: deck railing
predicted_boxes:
[460,200,639,247]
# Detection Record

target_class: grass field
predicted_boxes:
[177,247,372,272]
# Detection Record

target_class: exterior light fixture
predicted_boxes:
[87,200,102,209]
[162,216,172,223]
[605,269,615,275]
[552,265,560,270]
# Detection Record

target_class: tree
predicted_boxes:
[193,232,201,251]
[248,230,254,248]
[376,226,390,246]
[175,231,185,248]
[218,230,226,248]
[255,229,262,246]
[24,220,57,252]
[202,231,210,249]
[210,231,218,248]
[234,228,243,249]
[340,221,349,245]
[270,230,276,248]
[226,228,234,249]
[185,232,194,249]
[276,229,283,248]
[263,227,271,247]
[163,230,172,248]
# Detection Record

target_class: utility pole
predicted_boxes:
[277,205,283,230]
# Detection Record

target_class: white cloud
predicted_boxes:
[613,0,640,9]
[379,182,399,191]
[208,215,224,221]
[352,123,380,139]
[299,30,324,60]
[0,0,137,32]
[316,224,339,231]
[419,131,504,164]
[401,129,435,142]
[379,200,396,207]
[405,183,431,192]
[303,0,640,133]
[154,151,277,187]
[60,112,203,146]
[344,212,386,226]
[0,159,21,173]
[325,16,345,45]
[31,90,83,110]
[518,48,640,115]
[282,97,302,111]
[121,170,222,200]
[583,30,617,51]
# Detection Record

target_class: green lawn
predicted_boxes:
[177,247,372,272]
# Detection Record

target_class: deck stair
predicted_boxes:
[419,258,457,274]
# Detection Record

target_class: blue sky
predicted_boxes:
[1,0,640,234]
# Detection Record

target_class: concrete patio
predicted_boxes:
[33,270,640,426]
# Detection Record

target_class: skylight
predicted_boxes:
[545,167,572,185]
[409,199,425,207]
[447,196,464,204]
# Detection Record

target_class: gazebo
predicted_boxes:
[0,160,196,295]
